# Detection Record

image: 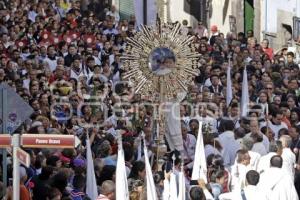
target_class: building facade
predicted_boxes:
[204,0,300,49]
[113,0,300,49]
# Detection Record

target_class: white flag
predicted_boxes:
[165,103,184,151]
[163,178,170,200]
[116,135,129,200]
[134,0,157,27]
[143,133,158,200]
[169,173,178,200]
[137,136,142,161]
[241,66,249,117]
[226,65,233,107]
[191,122,207,183]
[177,168,186,200]
[86,138,98,200]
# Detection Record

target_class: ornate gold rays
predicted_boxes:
[121,23,200,102]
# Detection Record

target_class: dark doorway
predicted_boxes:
[244,0,254,33]
[184,0,207,23]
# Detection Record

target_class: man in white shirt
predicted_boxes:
[257,141,283,174]
[220,170,268,200]
[218,119,241,167]
[245,118,269,153]
[230,149,251,192]
[70,55,86,81]
[204,65,222,87]
[103,19,119,36]
[280,135,296,180]
[197,105,218,133]
[43,45,58,72]
[258,155,299,200]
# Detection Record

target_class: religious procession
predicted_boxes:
[1,0,300,200]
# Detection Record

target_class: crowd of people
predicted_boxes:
[0,0,300,200]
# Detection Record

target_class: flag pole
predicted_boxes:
[143,0,147,25]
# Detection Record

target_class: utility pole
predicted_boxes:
[1,87,7,194]
[12,134,20,200]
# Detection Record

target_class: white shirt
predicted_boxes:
[182,134,197,162]
[245,132,270,153]
[28,11,37,22]
[266,121,288,140]
[44,57,58,72]
[248,151,261,170]
[205,144,221,158]
[204,78,222,87]
[218,131,241,167]
[230,163,249,192]
[281,147,296,179]
[70,66,86,81]
[197,116,218,133]
[252,142,268,156]
[103,28,119,35]
[257,152,277,174]
[219,185,268,200]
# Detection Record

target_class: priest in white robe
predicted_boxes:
[258,155,299,200]
[230,149,251,192]
[280,135,296,180]
[241,137,261,171]
[257,141,283,174]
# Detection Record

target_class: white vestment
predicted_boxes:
[248,151,261,170]
[252,142,268,156]
[258,167,299,200]
[219,185,268,200]
[230,163,249,192]
[257,152,277,174]
[281,148,296,179]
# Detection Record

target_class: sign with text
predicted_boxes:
[16,148,30,168]
[0,135,11,147]
[21,134,81,149]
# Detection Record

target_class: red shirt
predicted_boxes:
[20,185,31,200]
[263,47,274,60]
